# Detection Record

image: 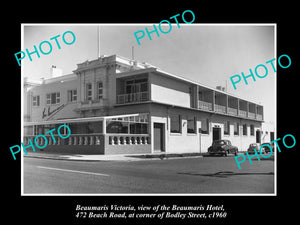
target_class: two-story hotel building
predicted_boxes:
[23,54,265,155]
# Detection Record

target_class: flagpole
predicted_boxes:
[97,26,100,58]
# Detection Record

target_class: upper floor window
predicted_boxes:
[46,92,60,105]
[97,82,103,99]
[125,78,148,94]
[86,83,92,101]
[32,95,40,106]
[68,89,77,102]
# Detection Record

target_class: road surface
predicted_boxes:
[23,155,274,194]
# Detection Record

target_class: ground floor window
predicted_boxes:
[187,116,196,134]
[250,125,254,136]
[106,121,129,134]
[224,121,230,135]
[243,124,247,136]
[234,122,239,135]
[200,118,209,134]
[106,114,149,134]
[170,114,181,133]
[68,121,103,134]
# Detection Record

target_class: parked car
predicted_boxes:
[260,142,274,153]
[208,140,238,156]
[247,143,263,154]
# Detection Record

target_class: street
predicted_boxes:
[23,155,274,194]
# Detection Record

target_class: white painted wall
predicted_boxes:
[150,72,191,108]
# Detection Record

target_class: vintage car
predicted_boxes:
[208,140,238,156]
[260,142,275,153]
[247,143,264,154]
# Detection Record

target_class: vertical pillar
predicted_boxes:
[237,99,240,116]
[103,119,106,134]
[212,90,215,111]
[225,95,228,114]
[196,86,199,109]
[255,104,257,119]
[246,102,249,118]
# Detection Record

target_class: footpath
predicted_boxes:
[24,152,205,162]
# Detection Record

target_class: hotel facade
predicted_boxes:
[23,54,268,155]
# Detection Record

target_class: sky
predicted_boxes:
[23,24,275,123]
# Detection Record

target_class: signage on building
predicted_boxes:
[42,104,65,120]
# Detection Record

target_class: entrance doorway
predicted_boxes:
[256,130,261,143]
[212,127,221,141]
[154,123,164,152]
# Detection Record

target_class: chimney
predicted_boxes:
[216,86,226,92]
[50,65,62,78]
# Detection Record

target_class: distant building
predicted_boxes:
[23,54,266,155]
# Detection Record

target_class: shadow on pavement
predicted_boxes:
[178,171,274,178]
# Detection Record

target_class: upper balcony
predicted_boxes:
[117,92,149,104]
[114,70,263,121]
[197,87,263,121]
[116,74,150,105]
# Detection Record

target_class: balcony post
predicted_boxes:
[103,119,106,135]
[212,91,215,111]
[226,95,228,114]
[195,86,199,109]
[255,104,257,119]
[237,99,240,116]
[247,102,249,118]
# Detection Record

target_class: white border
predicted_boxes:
[21,23,277,196]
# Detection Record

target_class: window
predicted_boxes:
[234,122,239,135]
[187,116,196,134]
[32,95,40,106]
[86,83,92,101]
[224,121,230,135]
[46,92,60,105]
[97,82,103,99]
[130,123,148,134]
[250,124,254,136]
[68,121,103,134]
[200,118,209,134]
[243,124,247,136]
[67,90,77,102]
[170,114,181,133]
[125,78,148,94]
[106,121,128,134]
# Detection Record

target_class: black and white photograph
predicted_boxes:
[4,5,298,225]
[21,24,276,195]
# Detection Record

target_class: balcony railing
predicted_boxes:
[108,134,150,145]
[256,114,263,120]
[23,134,150,147]
[238,110,247,117]
[23,134,104,146]
[215,104,226,114]
[117,92,149,104]
[227,107,238,116]
[198,100,212,111]
[248,112,255,119]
